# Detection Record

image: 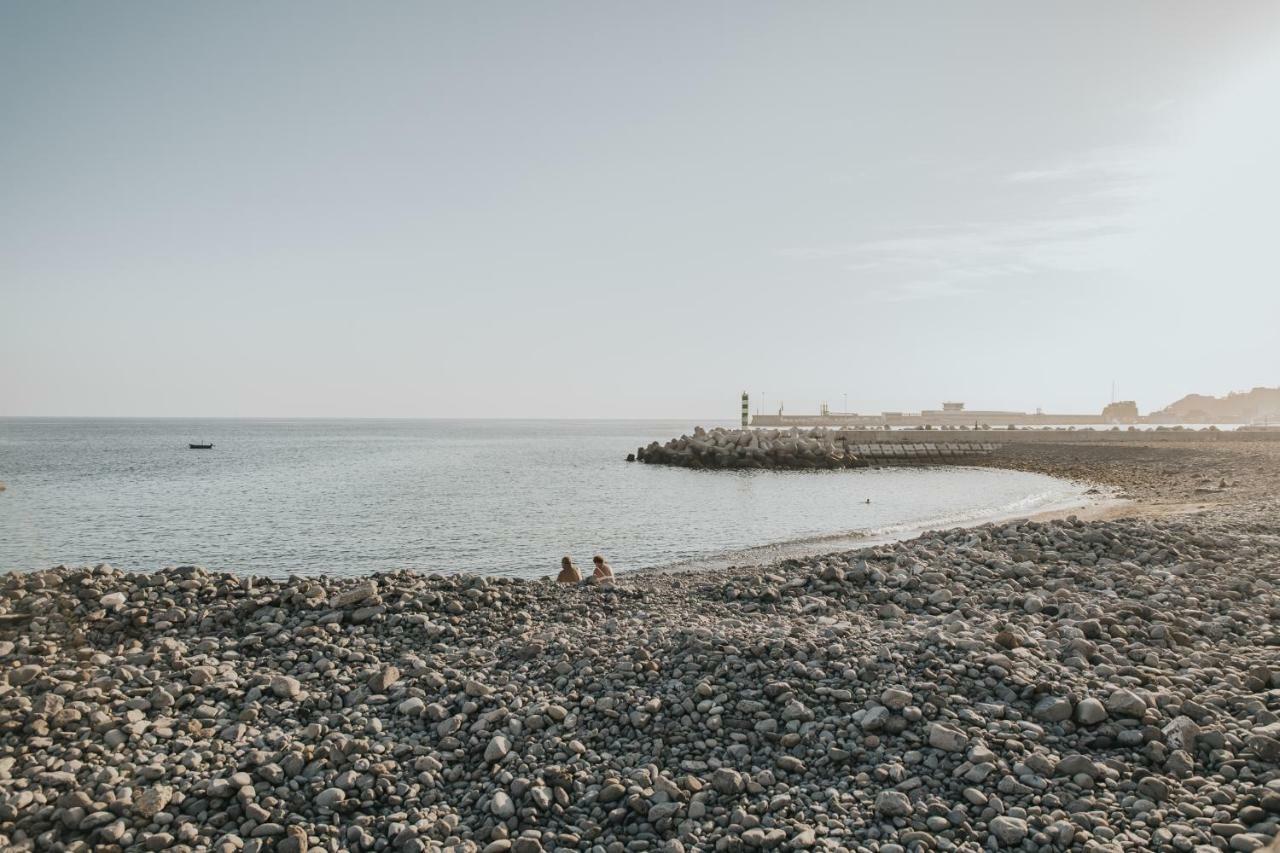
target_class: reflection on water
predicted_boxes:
[0,419,1085,578]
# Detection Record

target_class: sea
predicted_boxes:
[0,419,1090,579]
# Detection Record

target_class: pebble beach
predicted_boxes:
[1,440,1278,852]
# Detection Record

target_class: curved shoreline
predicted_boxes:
[1,438,1277,852]
[637,472,1124,578]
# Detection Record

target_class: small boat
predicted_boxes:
[189,442,214,450]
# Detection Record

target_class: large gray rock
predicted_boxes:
[1033,695,1073,722]
[314,788,345,809]
[485,734,511,763]
[491,791,515,819]
[1106,688,1147,718]
[880,687,912,710]
[1056,754,1101,778]
[132,785,172,819]
[1248,733,1280,762]
[270,675,302,699]
[7,665,41,686]
[875,790,913,817]
[1075,697,1107,725]
[1137,777,1169,802]
[1164,715,1200,752]
[860,706,890,731]
[367,665,400,693]
[648,801,680,822]
[927,722,969,753]
[989,816,1028,846]
[330,581,377,608]
[597,782,626,803]
[711,768,745,795]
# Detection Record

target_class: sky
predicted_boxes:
[3,2,1279,419]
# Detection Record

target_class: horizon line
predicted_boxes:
[0,415,740,422]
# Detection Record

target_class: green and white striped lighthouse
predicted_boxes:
[741,391,749,428]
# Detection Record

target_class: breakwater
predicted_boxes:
[632,427,995,470]
[631,425,1280,472]
[826,426,1280,445]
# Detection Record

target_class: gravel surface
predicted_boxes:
[1,440,1278,852]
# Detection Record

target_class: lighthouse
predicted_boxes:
[741,391,749,428]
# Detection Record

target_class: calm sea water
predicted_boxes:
[0,419,1086,578]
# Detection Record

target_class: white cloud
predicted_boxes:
[788,213,1138,302]
[785,147,1162,301]
[871,276,984,303]
[1005,146,1159,184]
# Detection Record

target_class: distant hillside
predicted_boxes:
[1151,386,1280,423]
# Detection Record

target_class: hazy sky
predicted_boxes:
[4,2,1279,418]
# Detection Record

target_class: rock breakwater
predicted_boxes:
[636,427,867,470]
[634,425,865,471]
[633,428,996,471]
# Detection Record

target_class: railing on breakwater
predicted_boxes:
[826,428,1280,444]
[850,441,999,462]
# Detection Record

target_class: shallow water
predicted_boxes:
[0,419,1086,578]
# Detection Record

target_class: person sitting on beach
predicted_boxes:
[592,554,615,582]
[557,556,582,583]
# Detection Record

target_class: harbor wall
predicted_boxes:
[825,428,1280,444]
[753,413,1138,428]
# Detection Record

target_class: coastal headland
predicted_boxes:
[1,438,1278,851]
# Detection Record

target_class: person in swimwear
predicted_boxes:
[592,554,615,582]
[557,556,582,583]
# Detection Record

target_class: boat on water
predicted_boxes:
[189,442,214,450]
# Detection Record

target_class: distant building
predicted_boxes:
[746,389,1280,428]
[1101,400,1139,424]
